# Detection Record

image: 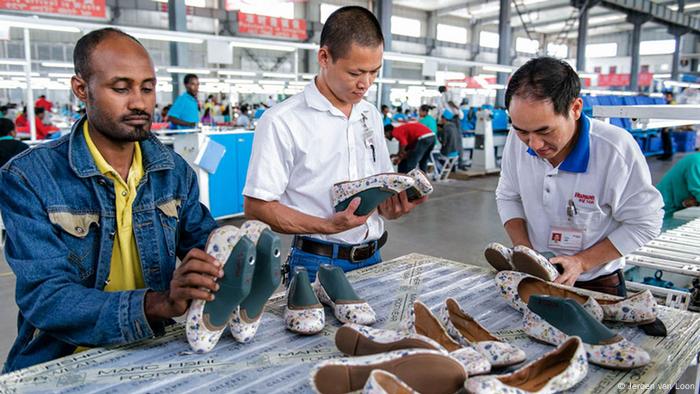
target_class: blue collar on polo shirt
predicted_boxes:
[526,114,590,173]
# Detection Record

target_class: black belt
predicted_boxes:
[293,232,388,263]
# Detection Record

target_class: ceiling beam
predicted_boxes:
[436,0,489,17]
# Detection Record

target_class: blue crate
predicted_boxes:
[672,131,697,152]
[647,134,663,154]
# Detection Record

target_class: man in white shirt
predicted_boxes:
[243,6,426,281]
[496,57,663,296]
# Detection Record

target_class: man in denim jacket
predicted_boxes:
[0,28,220,372]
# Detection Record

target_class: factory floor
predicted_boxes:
[0,153,689,368]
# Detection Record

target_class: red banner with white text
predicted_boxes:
[0,0,107,18]
[237,11,307,40]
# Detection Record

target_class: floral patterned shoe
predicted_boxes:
[313,264,376,325]
[484,242,514,272]
[440,298,526,368]
[511,245,560,281]
[335,323,448,357]
[464,337,588,394]
[332,173,416,216]
[495,270,604,321]
[310,349,466,394]
[407,301,491,376]
[524,295,650,369]
[595,290,657,324]
[186,225,257,353]
[228,221,282,343]
[362,370,417,394]
[285,266,325,335]
[405,169,433,202]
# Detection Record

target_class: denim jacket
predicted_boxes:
[0,116,216,372]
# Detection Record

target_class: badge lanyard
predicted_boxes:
[360,112,376,162]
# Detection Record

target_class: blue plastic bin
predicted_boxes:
[672,131,697,152]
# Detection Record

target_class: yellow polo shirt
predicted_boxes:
[83,122,145,291]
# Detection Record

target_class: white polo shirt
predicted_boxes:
[496,115,664,281]
[243,80,394,244]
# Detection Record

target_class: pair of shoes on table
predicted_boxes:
[485,243,561,281]
[523,295,651,370]
[285,264,376,335]
[311,336,587,394]
[334,299,525,376]
[495,270,659,326]
[332,170,433,216]
[186,221,282,353]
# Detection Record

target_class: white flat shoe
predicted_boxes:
[511,245,560,281]
[440,298,526,368]
[524,295,650,370]
[483,242,514,272]
[464,337,588,394]
[186,225,256,353]
[495,270,604,321]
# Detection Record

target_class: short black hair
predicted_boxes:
[419,104,433,112]
[381,105,389,111]
[384,124,394,133]
[35,107,45,115]
[73,27,143,82]
[0,118,14,136]
[505,57,580,117]
[320,6,384,61]
[184,74,198,84]
[438,86,447,93]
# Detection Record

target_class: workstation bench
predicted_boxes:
[1,253,698,393]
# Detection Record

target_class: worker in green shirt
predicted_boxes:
[418,104,437,135]
[656,153,700,217]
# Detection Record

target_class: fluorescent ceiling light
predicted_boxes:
[288,81,308,86]
[41,61,74,68]
[130,32,203,44]
[483,65,513,73]
[262,72,296,79]
[375,78,396,84]
[7,22,80,33]
[384,53,426,64]
[224,79,255,84]
[166,67,211,75]
[218,70,257,76]
[197,77,221,83]
[301,73,315,79]
[258,80,287,85]
[654,73,671,79]
[48,73,74,78]
[0,59,27,66]
[486,84,506,90]
[230,42,296,52]
[423,80,440,86]
[0,71,39,76]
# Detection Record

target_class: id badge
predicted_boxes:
[548,225,584,251]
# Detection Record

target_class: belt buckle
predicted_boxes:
[349,245,367,262]
[349,243,373,263]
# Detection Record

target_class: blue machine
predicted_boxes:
[207,132,254,218]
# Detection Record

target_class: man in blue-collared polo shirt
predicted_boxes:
[495,57,663,296]
[167,73,200,129]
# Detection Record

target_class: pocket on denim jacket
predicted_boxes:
[48,210,100,281]
[156,198,181,257]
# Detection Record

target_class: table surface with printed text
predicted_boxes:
[1,253,699,393]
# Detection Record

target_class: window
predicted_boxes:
[585,43,617,58]
[516,37,539,54]
[547,43,568,58]
[640,39,676,55]
[154,0,206,7]
[391,16,421,38]
[320,4,341,24]
[479,31,499,49]
[228,0,295,18]
[437,24,467,44]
